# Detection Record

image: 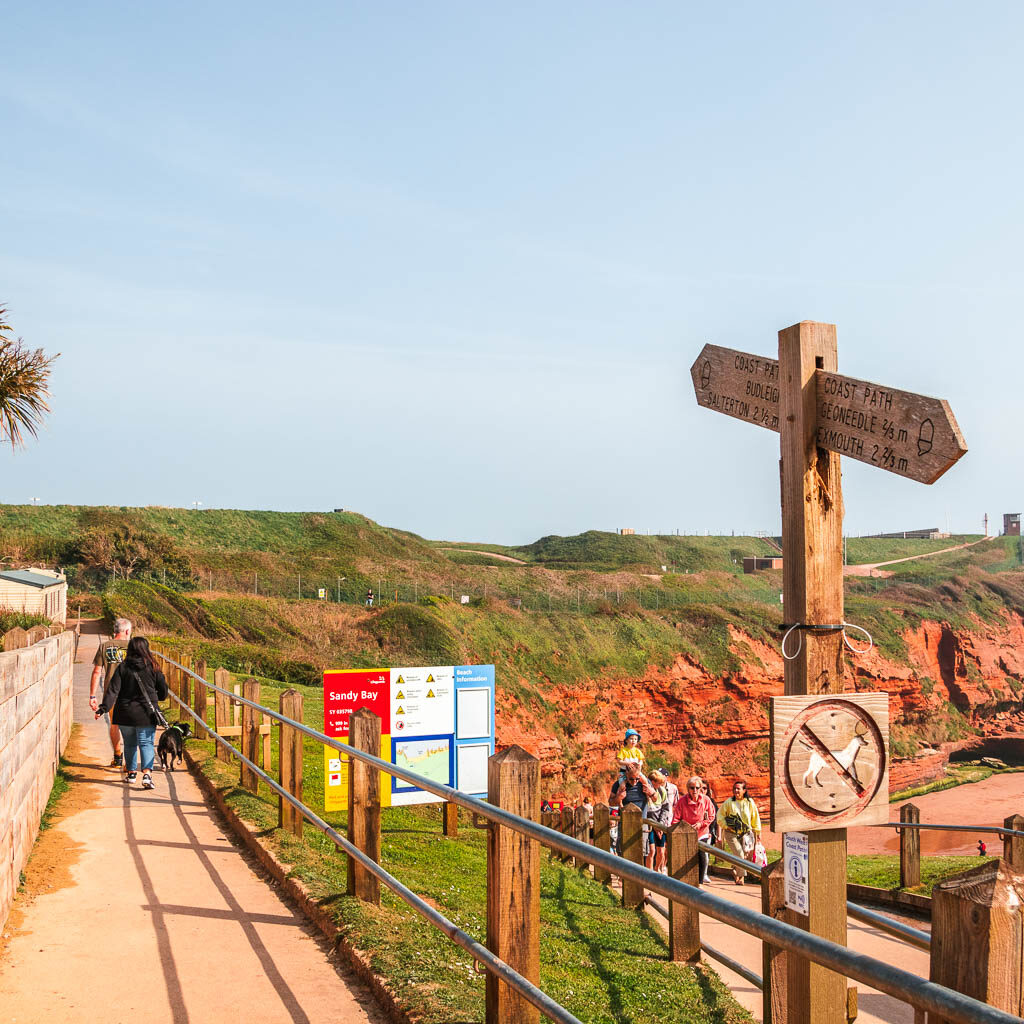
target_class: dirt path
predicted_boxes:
[843,536,993,577]
[440,547,528,563]
[0,632,387,1024]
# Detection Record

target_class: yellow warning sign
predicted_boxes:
[426,673,434,683]
[396,706,405,715]
[397,675,405,686]
[426,689,436,698]
[396,691,405,700]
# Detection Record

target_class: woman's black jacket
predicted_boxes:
[97,656,168,727]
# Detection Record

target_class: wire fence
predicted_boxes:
[99,566,786,615]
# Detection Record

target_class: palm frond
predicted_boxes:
[0,305,59,450]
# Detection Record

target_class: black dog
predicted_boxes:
[158,721,192,772]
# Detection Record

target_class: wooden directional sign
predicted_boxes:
[770,693,889,832]
[690,343,781,432]
[690,343,967,483]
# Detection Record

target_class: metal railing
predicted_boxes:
[154,653,1020,1024]
[639,818,933,953]
[874,821,1024,838]
[644,896,765,990]
[156,664,583,1024]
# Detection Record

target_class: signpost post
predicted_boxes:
[692,320,967,1024]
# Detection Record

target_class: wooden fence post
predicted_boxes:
[620,804,644,908]
[347,708,381,905]
[214,668,231,762]
[560,806,574,863]
[929,858,1024,1021]
[1002,813,1024,870]
[240,677,260,792]
[443,802,458,837]
[278,689,304,837]
[2,627,28,651]
[574,806,590,873]
[486,746,540,1024]
[593,804,611,883]
[761,858,788,1024]
[541,809,554,859]
[180,655,192,712]
[669,823,700,962]
[900,803,921,888]
[193,659,208,739]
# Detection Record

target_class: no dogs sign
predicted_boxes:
[769,693,889,832]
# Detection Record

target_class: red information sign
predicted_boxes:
[323,669,390,737]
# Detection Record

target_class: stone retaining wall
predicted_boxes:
[0,632,75,930]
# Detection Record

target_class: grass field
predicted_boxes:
[843,535,981,565]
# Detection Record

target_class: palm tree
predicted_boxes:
[0,306,58,449]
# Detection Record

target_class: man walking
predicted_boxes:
[89,617,131,767]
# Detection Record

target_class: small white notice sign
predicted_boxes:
[783,832,809,916]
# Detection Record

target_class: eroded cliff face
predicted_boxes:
[496,613,1024,802]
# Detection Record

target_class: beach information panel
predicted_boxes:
[322,665,495,811]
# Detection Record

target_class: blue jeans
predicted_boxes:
[119,725,156,772]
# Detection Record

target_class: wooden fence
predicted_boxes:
[150,647,1024,1024]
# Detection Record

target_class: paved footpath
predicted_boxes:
[0,631,386,1024]
[648,876,928,1024]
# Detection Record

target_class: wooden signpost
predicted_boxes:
[692,321,966,1024]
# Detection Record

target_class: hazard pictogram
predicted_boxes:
[426,673,434,683]
[396,691,405,700]
[426,689,435,698]
[396,706,405,715]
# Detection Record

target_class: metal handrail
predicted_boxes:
[873,821,1024,839]
[693,839,931,950]
[643,897,766,991]
[159,681,583,1024]
[155,654,1017,1024]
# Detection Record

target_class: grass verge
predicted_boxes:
[846,855,994,892]
[188,740,752,1024]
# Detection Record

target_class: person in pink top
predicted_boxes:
[677,775,715,884]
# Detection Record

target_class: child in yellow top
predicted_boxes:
[616,729,645,773]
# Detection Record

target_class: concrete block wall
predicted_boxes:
[0,631,75,931]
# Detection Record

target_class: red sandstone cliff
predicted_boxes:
[496,613,1024,803]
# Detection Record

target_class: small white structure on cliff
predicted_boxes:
[0,569,67,625]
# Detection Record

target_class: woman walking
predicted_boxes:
[95,636,168,790]
[716,779,762,884]
[678,776,716,883]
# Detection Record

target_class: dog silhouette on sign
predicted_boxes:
[799,721,870,788]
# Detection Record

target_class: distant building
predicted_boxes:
[0,569,67,625]
[1004,513,1021,537]
[863,528,948,540]
[620,528,635,536]
[743,556,783,573]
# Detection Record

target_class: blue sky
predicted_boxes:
[1,2,1018,543]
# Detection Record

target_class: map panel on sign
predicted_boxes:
[393,735,453,792]
[390,666,454,736]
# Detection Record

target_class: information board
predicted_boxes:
[323,664,495,811]
[783,832,809,916]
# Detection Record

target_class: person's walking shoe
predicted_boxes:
[142,773,154,790]
[125,771,138,783]
[701,873,710,884]
[111,753,123,768]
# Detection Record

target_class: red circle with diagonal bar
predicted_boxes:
[781,698,886,825]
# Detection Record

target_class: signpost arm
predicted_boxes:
[778,321,848,1024]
